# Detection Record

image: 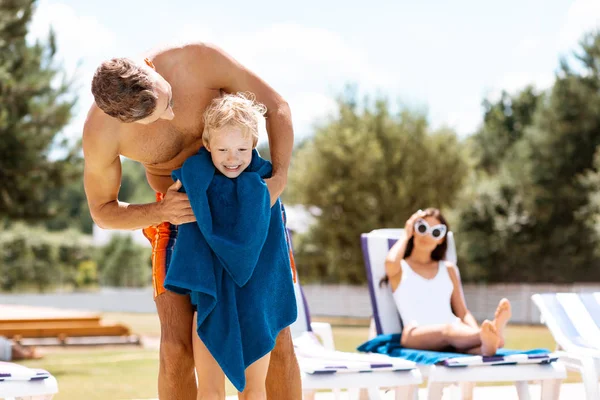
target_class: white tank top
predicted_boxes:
[393,259,459,326]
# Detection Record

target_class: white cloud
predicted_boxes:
[516,37,541,55]
[175,24,219,47]
[558,0,600,52]
[176,23,382,140]
[434,108,482,137]
[498,72,555,94]
[28,0,117,75]
[177,23,391,90]
[288,92,338,137]
[28,1,118,141]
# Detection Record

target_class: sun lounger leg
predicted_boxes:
[580,357,600,400]
[394,384,418,400]
[540,378,561,400]
[426,381,444,400]
[515,381,531,400]
[459,381,475,400]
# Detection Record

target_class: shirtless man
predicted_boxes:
[82,43,301,400]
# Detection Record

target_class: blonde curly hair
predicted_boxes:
[202,92,267,148]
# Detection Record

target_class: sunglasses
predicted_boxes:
[414,218,447,239]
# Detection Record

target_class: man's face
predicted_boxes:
[206,124,254,178]
[135,69,174,124]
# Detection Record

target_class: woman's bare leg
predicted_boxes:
[493,298,512,348]
[401,320,500,356]
[402,321,480,351]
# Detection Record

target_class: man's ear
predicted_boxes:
[144,57,156,70]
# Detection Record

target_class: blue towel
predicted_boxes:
[357,334,551,365]
[164,148,298,391]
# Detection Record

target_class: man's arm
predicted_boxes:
[192,44,294,202]
[82,116,194,230]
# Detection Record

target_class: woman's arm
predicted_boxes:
[448,263,479,329]
[384,209,426,278]
[385,238,407,278]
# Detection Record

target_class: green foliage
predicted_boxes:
[471,86,541,174]
[455,31,600,283]
[0,224,95,291]
[95,235,151,288]
[256,143,271,162]
[578,147,600,257]
[44,158,154,233]
[288,90,468,283]
[119,159,156,204]
[0,0,79,222]
[75,260,98,288]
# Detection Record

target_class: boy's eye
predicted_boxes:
[239,148,248,152]
[218,149,227,152]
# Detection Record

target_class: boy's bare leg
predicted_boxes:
[265,327,302,400]
[238,353,271,400]
[192,313,226,400]
[156,291,197,400]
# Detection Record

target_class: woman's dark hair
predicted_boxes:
[379,208,449,287]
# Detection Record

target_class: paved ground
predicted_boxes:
[220,382,584,399]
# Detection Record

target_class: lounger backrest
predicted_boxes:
[286,229,313,338]
[532,292,600,351]
[360,229,457,335]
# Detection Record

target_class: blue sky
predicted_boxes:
[28,0,600,144]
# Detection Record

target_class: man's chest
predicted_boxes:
[120,90,220,169]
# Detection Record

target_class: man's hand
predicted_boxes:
[159,180,196,225]
[264,174,287,207]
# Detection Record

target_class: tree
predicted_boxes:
[119,158,156,204]
[0,224,94,291]
[287,90,468,283]
[0,0,78,222]
[44,157,155,233]
[96,235,151,287]
[579,147,600,257]
[470,86,541,175]
[456,31,600,283]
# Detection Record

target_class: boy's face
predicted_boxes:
[206,124,254,178]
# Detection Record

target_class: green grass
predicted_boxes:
[19,314,580,399]
[22,348,160,400]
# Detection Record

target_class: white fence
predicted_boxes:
[1,283,599,324]
[302,283,600,324]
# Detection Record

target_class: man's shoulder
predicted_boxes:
[154,43,226,90]
[155,42,217,65]
[157,42,228,76]
[82,104,121,154]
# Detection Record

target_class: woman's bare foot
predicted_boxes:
[480,320,500,357]
[493,298,511,348]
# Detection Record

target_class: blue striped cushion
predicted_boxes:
[0,362,51,381]
[357,334,555,366]
[295,332,415,374]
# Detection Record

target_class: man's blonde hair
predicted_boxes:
[202,92,267,148]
